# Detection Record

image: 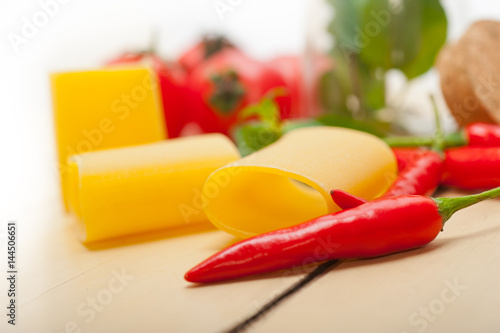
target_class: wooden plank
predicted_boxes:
[9,190,500,332]
[254,190,500,333]
[14,197,307,333]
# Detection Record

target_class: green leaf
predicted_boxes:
[327,0,371,55]
[359,0,420,70]
[400,0,447,78]
[318,69,349,115]
[324,0,447,119]
[239,87,285,130]
[359,65,385,111]
[322,48,385,115]
[317,114,390,137]
[233,88,287,156]
[233,123,282,157]
[240,99,276,124]
[358,0,447,79]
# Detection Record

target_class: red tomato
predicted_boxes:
[187,49,291,135]
[270,55,334,118]
[106,52,188,138]
[178,35,234,74]
[268,56,307,119]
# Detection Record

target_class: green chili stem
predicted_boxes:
[383,136,435,147]
[383,132,468,148]
[434,186,500,224]
[444,131,468,147]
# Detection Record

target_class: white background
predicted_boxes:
[0,0,499,219]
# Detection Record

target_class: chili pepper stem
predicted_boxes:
[434,186,500,224]
[383,130,468,149]
[384,95,455,150]
[383,134,469,148]
[383,136,434,147]
[444,130,468,147]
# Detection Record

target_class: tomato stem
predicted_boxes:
[434,186,500,224]
[203,35,232,59]
[209,70,245,114]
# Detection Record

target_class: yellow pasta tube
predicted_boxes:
[68,134,240,243]
[203,127,397,238]
[51,67,167,212]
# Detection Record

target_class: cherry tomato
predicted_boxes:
[178,35,234,74]
[187,49,291,135]
[269,55,333,118]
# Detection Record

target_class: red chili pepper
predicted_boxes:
[330,149,444,209]
[378,96,444,199]
[391,147,442,172]
[331,148,444,211]
[185,187,500,283]
[392,148,415,172]
[330,148,442,210]
[383,148,443,198]
[442,147,500,190]
[447,122,500,147]
[330,189,366,209]
[330,189,367,210]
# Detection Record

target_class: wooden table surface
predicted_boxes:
[2,188,499,333]
[3,1,500,331]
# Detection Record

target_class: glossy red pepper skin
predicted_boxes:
[391,148,439,172]
[185,196,442,283]
[330,189,366,209]
[442,147,500,189]
[382,148,443,198]
[392,148,414,172]
[330,190,367,209]
[331,149,443,211]
[465,123,500,146]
